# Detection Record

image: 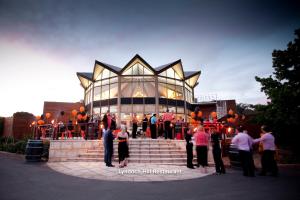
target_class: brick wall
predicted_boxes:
[3,117,13,138]
[12,113,35,140]
[43,101,83,124]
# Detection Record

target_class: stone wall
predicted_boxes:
[3,117,13,138]
[49,140,101,162]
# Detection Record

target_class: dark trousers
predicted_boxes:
[186,143,194,168]
[261,150,278,175]
[105,147,113,165]
[164,121,172,139]
[239,150,255,176]
[150,124,157,139]
[213,148,225,173]
[196,146,208,167]
[132,123,137,138]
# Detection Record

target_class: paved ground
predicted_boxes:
[1,152,299,200]
[47,162,215,182]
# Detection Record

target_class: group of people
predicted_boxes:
[185,124,278,177]
[101,110,278,177]
[231,125,278,177]
[102,111,129,168]
[185,125,226,175]
[132,109,185,140]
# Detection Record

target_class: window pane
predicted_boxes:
[145,105,155,113]
[143,82,155,97]
[121,105,132,113]
[121,76,132,82]
[167,68,174,79]
[102,79,109,85]
[101,85,109,100]
[158,83,167,98]
[168,106,176,113]
[102,69,110,79]
[101,106,109,115]
[121,82,131,97]
[158,77,166,83]
[159,71,167,77]
[110,77,118,84]
[109,106,117,114]
[176,80,182,86]
[159,105,167,113]
[167,78,176,85]
[176,86,184,100]
[177,107,184,113]
[144,66,153,75]
[132,105,144,113]
[110,83,118,98]
[94,81,101,86]
[94,86,101,101]
[143,76,155,82]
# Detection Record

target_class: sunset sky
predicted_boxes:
[0,0,299,117]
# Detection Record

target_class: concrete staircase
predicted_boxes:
[67,139,189,165]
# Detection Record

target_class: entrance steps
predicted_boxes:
[65,139,212,166]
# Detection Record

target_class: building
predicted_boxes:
[192,99,237,120]
[43,101,83,123]
[77,54,201,125]
[2,112,35,140]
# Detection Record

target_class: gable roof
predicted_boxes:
[77,72,93,89]
[120,54,156,74]
[77,54,202,88]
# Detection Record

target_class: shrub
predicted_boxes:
[15,140,27,154]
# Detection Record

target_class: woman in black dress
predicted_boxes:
[118,125,129,167]
[142,114,148,137]
[132,113,138,138]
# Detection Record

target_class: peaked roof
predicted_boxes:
[77,72,93,88]
[120,54,156,74]
[77,54,202,88]
[77,72,93,81]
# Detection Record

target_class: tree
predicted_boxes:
[255,28,300,154]
[236,103,256,115]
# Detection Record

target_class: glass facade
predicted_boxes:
[77,55,200,123]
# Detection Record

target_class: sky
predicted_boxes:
[0,0,299,117]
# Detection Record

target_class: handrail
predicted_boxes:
[32,122,102,140]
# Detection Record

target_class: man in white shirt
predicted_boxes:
[253,125,278,176]
[231,126,255,177]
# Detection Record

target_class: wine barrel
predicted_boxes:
[228,144,241,167]
[25,140,43,161]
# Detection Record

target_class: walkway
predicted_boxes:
[47,161,215,182]
[1,152,299,200]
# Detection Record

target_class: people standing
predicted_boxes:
[162,109,173,139]
[104,128,115,167]
[102,110,114,167]
[253,125,278,177]
[211,128,226,174]
[142,114,148,138]
[111,114,116,131]
[175,118,183,140]
[117,125,129,168]
[132,113,138,138]
[150,113,157,139]
[231,126,255,177]
[185,126,194,169]
[194,125,209,169]
[157,116,164,138]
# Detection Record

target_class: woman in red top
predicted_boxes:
[194,125,209,168]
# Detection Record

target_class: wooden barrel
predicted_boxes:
[228,144,241,167]
[25,140,43,161]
